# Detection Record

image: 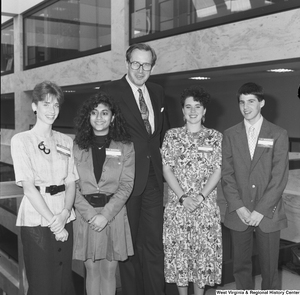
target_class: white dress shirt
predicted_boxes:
[244,115,263,158]
[126,75,155,132]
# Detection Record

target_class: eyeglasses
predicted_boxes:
[38,141,50,154]
[129,61,152,71]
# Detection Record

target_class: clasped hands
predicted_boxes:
[48,209,69,242]
[182,195,204,213]
[236,207,264,227]
[88,214,108,232]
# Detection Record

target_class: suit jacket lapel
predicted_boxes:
[250,119,271,171]
[146,83,159,137]
[236,122,252,169]
[120,76,159,137]
[120,76,146,127]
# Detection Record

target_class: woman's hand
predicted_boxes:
[195,194,205,206]
[48,209,69,234]
[183,196,200,212]
[55,228,69,242]
[89,214,108,232]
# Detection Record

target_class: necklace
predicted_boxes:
[94,135,108,150]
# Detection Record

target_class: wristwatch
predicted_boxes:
[179,194,188,205]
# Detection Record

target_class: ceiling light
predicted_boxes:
[189,77,211,80]
[53,7,66,11]
[267,68,294,73]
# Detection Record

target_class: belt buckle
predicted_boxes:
[49,185,58,195]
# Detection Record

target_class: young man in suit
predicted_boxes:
[101,43,166,295]
[221,82,289,290]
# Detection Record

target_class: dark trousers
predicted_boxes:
[21,223,75,295]
[230,226,281,290]
[119,163,165,295]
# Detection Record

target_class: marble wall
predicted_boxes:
[1,4,300,164]
[151,9,300,74]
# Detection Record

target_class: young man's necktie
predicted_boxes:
[248,126,256,159]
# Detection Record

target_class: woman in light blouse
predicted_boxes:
[10,81,78,295]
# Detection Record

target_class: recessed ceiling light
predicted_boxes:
[54,7,66,11]
[94,87,101,89]
[189,77,211,80]
[267,68,294,73]
[64,90,75,93]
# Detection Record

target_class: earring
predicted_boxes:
[34,111,37,115]
[202,115,205,123]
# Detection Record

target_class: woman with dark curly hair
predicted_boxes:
[161,86,222,295]
[72,92,135,295]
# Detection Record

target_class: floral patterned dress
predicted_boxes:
[161,126,223,288]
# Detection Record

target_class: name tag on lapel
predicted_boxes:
[257,138,274,148]
[56,144,71,157]
[106,148,121,157]
[198,145,214,152]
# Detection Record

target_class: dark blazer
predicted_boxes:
[101,75,165,196]
[221,118,289,233]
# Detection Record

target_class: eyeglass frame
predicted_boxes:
[129,61,153,71]
[38,141,50,154]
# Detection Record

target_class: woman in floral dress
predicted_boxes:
[161,86,222,295]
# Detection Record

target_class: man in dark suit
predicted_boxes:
[221,82,289,290]
[101,43,166,295]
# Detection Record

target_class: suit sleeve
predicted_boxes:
[72,145,98,221]
[74,185,98,222]
[221,130,245,213]
[254,129,289,218]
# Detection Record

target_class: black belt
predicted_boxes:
[84,193,113,208]
[36,184,65,195]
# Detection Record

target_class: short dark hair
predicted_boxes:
[32,81,64,106]
[180,85,210,108]
[126,43,157,66]
[237,82,264,102]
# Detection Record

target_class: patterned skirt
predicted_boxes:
[163,193,222,288]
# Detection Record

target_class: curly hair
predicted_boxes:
[74,92,131,150]
[180,85,211,108]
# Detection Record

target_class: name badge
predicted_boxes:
[56,144,71,157]
[106,148,121,156]
[257,138,274,148]
[198,146,214,152]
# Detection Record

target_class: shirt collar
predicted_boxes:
[244,115,263,132]
[125,75,146,94]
